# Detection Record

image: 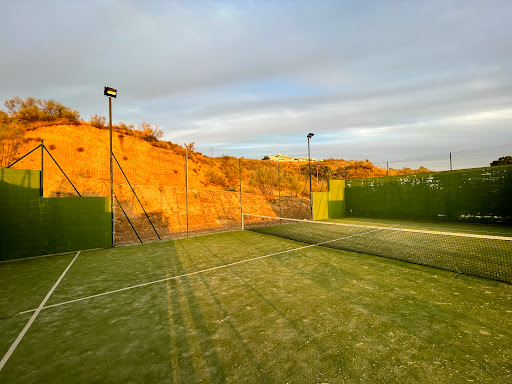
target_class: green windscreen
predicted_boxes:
[345,165,512,224]
[0,167,111,260]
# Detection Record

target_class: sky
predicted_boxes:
[1,0,511,165]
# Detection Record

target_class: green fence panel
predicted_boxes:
[345,165,512,224]
[0,167,111,260]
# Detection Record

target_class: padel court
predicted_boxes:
[1,220,512,383]
[1,165,512,383]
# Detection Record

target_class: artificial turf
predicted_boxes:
[0,230,511,383]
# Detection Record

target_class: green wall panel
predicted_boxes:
[312,180,347,220]
[345,165,512,224]
[0,167,111,260]
[328,180,346,218]
[328,201,346,219]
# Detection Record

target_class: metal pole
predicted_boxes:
[239,158,243,230]
[278,161,281,218]
[316,164,319,188]
[450,152,452,171]
[308,137,312,220]
[185,146,189,237]
[109,97,114,247]
[40,140,44,197]
[387,161,389,176]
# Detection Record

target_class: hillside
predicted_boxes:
[4,122,430,244]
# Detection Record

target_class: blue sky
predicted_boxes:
[1,0,511,164]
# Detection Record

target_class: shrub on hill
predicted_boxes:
[0,120,27,167]
[4,97,80,124]
[206,167,227,186]
[250,166,278,195]
[490,156,512,166]
[90,114,106,128]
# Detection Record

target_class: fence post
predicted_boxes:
[278,161,281,218]
[40,140,44,196]
[386,161,389,176]
[185,146,189,237]
[450,152,453,171]
[239,158,243,230]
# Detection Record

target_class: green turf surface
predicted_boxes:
[1,231,511,383]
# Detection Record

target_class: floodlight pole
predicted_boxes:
[278,161,281,218]
[307,133,314,220]
[109,96,114,247]
[105,86,117,247]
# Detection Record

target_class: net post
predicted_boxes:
[40,140,44,197]
[239,157,243,230]
[185,146,189,237]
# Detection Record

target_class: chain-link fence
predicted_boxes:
[373,144,512,175]
[7,137,511,245]
[7,139,326,245]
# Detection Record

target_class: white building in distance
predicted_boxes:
[267,154,316,162]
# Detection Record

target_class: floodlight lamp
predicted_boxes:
[104,86,117,98]
[307,133,314,139]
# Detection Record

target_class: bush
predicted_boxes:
[138,122,163,142]
[250,166,278,195]
[219,156,239,185]
[4,97,80,123]
[0,122,27,167]
[491,156,512,166]
[90,114,106,128]
[206,167,227,186]
[0,110,8,124]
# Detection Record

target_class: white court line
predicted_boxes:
[0,248,103,264]
[0,251,81,372]
[19,226,391,315]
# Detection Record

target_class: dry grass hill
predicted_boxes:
[4,119,430,244]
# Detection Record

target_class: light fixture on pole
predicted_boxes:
[104,86,117,247]
[307,133,314,220]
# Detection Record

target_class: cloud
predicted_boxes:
[1,0,512,166]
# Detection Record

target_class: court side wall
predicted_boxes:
[312,180,345,220]
[0,167,111,260]
[328,180,345,219]
[344,165,512,224]
[312,192,329,220]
